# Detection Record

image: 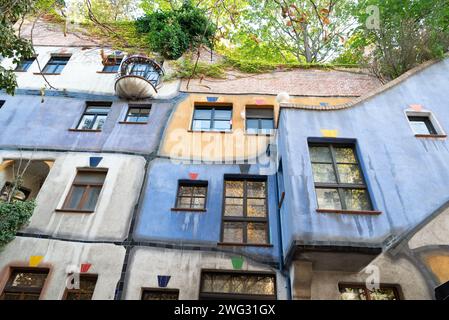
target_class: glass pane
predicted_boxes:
[92,115,107,130]
[213,120,231,130]
[201,273,275,295]
[142,291,179,300]
[247,181,266,198]
[54,64,65,73]
[178,186,193,197]
[225,181,244,197]
[312,163,337,183]
[74,172,106,184]
[261,119,274,130]
[83,187,101,211]
[192,197,205,209]
[335,148,357,163]
[338,164,363,184]
[247,198,266,218]
[309,146,332,163]
[340,287,365,300]
[193,186,207,196]
[245,275,275,295]
[224,198,243,216]
[10,271,47,288]
[369,288,398,300]
[192,120,211,130]
[177,197,192,208]
[194,109,212,120]
[246,119,259,130]
[316,188,342,210]
[214,109,232,120]
[66,186,85,209]
[223,222,244,243]
[342,189,372,211]
[85,106,110,114]
[247,223,268,244]
[410,121,431,135]
[77,115,94,130]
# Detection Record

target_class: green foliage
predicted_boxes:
[171,58,227,79]
[136,1,216,60]
[0,200,36,249]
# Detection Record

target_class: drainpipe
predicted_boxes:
[274,170,292,300]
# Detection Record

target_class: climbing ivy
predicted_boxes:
[0,200,36,249]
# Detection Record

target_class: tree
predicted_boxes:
[350,0,449,80]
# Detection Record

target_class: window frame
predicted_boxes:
[60,168,108,213]
[122,104,152,124]
[245,105,275,135]
[309,142,377,214]
[0,267,49,300]
[15,56,36,72]
[405,110,446,138]
[191,103,233,132]
[140,288,180,300]
[63,274,98,300]
[220,175,270,246]
[172,180,208,212]
[101,56,123,73]
[41,55,71,74]
[338,283,403,300]
[199,269,277,300]
[75,102,112,131]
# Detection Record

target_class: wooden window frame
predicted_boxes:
[199,269,277,300]
[220,175,270,245]
[41,55,71,74]
[0,267,49,300]
[62,274,98,300]
[122,104,152,124]
[309,142,378,214]
[338,283,403,300]
[59,168,108,213]
[191,104,233,132]
[140,288,180,300]
[75,102,111,131]
[172,180,208,212]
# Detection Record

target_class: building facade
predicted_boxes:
[0,19,448,300]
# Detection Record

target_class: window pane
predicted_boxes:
[225,181,244,197]
[410,121,431,135]
[92,115,107,130]
[260,119,274,130]
[192,197,205,209]
[316,188,342,210]
[77,115,95,130]
[213,120,231,130]
[83,187,101,211]
[74,172,106,184]
[142,290,179,300]
[340,287,366,300]
[369,288,398,300]
[54,64,65,73]
[342,189,372,211]
[193,186,206,196]
[335,148,357,163]
[178,186,193,197]
[224,198,244,216]
[65,276,97,300]
[214,109,232,120]
[10,271,47,288]
[337,164,363,184]
[66,186,85,209]
[192,120,211,130]
[247,223,267,244]
[246,119,259,130]
[312,163,337,183]
[177,197,192,208]
[85,106,110,114]
[247,198,266,217]
[201,273,275,296]
[309,146,332,163]
[223,222,244,243]
[194,109,212,120]
[247,181,266,198]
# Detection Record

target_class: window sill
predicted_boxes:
[218,242,273,248]
[55,209,95,214]
[33,72,61,75]
[244,132,276,137]
[188,130,233,134]
[171,208,207,213]
[68,128,102,133]
[415,134,447,139]
[317,209,382,216]
[118,121,148,125]
[96,71,117,74]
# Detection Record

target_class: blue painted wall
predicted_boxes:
[0,93,184,154]
[134,158,280,261]
[277,58,449,254]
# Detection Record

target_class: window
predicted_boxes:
[192,106,232,132]
[61,169,107,212]
[0,182,30,202]
[141,288,179,300]
[339,284,401,300]
[246,107,274,134]
[42,55,70,74]
[124,105,151,123]
[0,100,4,109]
[0,268,49,300]
[76,103,111,131]
[15,57,36,72]
[102,56,122,73]
[309,143,373,212]
[199,271,276,300]
[222,177,269,245]
[174,180,208,211]
[64,274,97,300]
[125,62,162,87]
[408,115,437,135]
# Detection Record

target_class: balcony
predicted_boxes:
[114,55,164,100]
